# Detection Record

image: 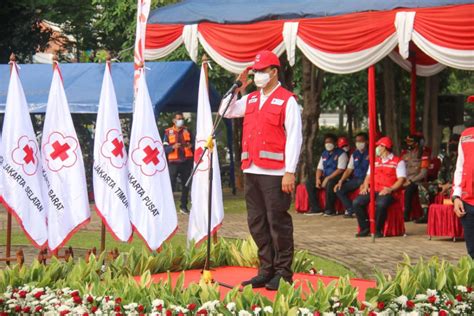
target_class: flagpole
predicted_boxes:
[5,53,17,265]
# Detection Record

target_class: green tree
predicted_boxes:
[0,0,54,63]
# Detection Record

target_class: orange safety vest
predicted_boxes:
[165,127,193,161]
[241,86,294,170]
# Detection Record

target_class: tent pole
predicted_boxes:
[368,65,377,240]
[410,53,417,135]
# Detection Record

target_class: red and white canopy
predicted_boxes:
[145,4,474,75]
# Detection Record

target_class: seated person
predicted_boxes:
[353,136,406,238]
[334,132,369,218]
[306,133,348,215]
[337,136,352,154]
[401,134,430,221]
[415,134,460,223]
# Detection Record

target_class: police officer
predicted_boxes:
[306,134,348,216]
[163,112,194,214]
[353,136,406,238]
[334,132,370,218]
[453,117,474,258]
[401,134,430,221]
[220,51,302,290]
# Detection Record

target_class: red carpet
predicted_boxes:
[138,266,376,301]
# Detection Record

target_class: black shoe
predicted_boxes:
[355,228,370,237]
[305,208,323,216]
[323,210,336,216]
[415,216,427,224]
[374,231,384,238]
[265,274,292,291]
[179,207,190,215]
[241,274,273,288]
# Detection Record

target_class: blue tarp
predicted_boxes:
[0,61,221,114]
[148,0,471,24]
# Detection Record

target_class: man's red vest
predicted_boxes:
[374,154,402,192]
[459,127,474,204]
[241,86,294,170]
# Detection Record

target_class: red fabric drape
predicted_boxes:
[145,24,183,49]
[298,11,396,53]
[414,4,474,50]
[198,21,284,62]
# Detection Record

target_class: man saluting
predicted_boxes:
[220,51,302,290]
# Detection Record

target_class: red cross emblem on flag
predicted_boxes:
[43,132,79,172]
[12,136,39,176]
[23,145,35,164]
[193,140,210,172]
[143,145,160,165]
[111,138,124,158]
[131,136,166,176]
[50,141,71,161]
[100,129,127,169]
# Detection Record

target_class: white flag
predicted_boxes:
[1,64,48,248]
[41,64,90,251]
[128,71,177,250]
[187,66,224,244]
[93,62,132,242]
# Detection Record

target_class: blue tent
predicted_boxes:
[0,61,221,113]
[148,0,471,24]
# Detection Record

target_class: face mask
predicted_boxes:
[342,146,350,152]
[175,119,184,127]
[254,71,271,88]
[355,142,366,151]
[325,143,335,151]
[375,146,383,157]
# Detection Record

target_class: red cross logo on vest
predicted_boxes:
[100,129,127,169]
[43,132,79,172]
[131,136,166,176]
[12,135,39,176]
[193,139,210,172]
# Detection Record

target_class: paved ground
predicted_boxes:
[0,196,467,278]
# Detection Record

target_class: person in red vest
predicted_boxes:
[353,136,407,238]
[163,112,194,214]
[220,50,302,290]
[453,117,474,258]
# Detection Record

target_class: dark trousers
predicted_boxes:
[169,160,193,209]
[245,173,293,279]
[335,178,364,211]
[305,174,342,212]
[404,182,418,219]
[460,201,474,258]
[353,193,394,233]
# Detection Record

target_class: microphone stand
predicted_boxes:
[184,89,239,290]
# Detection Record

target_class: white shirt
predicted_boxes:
[220,83,302,176]
[316,151,348,171]
[453,136,465,197]
[366,153,407,178]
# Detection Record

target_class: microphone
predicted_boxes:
[223,80,242,97]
